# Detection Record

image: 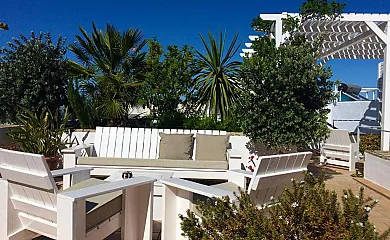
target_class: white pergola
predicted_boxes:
[242,12,390,151]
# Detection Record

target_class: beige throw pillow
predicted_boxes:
[158,133,194,160]
[195,134,229,161]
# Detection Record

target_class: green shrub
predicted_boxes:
[183,116,241,132]
[180,172,390,239]
[360,134,380,154]
[7,107,69,158]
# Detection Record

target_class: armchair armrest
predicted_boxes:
[161,178,235,199]
[51,167,93,178]
[58,176,156,201]
[227,169,253,178]
[227,149,243,170]
[61,143,93,154]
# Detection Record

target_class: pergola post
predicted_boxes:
[381,21,390,151]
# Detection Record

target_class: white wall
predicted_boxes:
[327,100,380,133]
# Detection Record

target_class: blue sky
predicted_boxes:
[1,0,390,87]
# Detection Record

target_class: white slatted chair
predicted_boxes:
[62,127,242,188]
[160,151,312,240]
[320,129,359,171]
[0,148,156,240]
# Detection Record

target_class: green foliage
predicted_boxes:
[0,32,67,123]
[359,134,381,154]
[142,38,199,128]
[238,36,334,149]
[183,116,241,132]
[239,0,345,149]
[67,22,147,125]
[7,107,69,157]
[194,31,241,120]
[180,172,390,239]
[251,17,275,33]
[300,0,346,21]
[67,79,98,128]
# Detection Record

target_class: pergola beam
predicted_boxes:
[318,22,387,59]
[365,21,387,43]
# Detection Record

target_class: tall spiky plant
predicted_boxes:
[67,22,147,124]
[194,31,241,120]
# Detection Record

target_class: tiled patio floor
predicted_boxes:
[309,163,390,234]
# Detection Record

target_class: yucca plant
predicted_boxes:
[194,31,241,120]
[7,107,69,161]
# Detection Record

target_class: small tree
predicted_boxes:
[180,172,390,239]
[141,38,199,128]
[0,32,67,123]
[237,1,344,149]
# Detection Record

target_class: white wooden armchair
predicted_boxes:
[160,151,312,240]
[0,148,156,240]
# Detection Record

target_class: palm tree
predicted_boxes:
[67,22,147,124]
[194,31,241,120]
[0,22,8,30]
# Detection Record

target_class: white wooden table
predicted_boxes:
[105,171,173,222]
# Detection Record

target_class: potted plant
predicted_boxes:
[7,107,69,170]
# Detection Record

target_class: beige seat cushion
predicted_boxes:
[62,178,122,231]
[159,133,194,160]
[213,182,241,193]
[195,134,229,161]
[78,157,228,170]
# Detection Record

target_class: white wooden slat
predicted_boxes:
[212,130,220,135]
[149,129,159,160]
[136,128,145,159]
[156,129,165,159]
[122,128,132,158]
[129,128,139,159]
[265,156,281,174]
[106,127,118,158]
[220,131,227,135]
[183,129,191,134]
[194,129,204,135]
[19,213,57,239]
[277,155,290,172]
[0,166,54,191]
[142,128,152,159]
[12,197,57,222]
[99,127,111,157]
[94,127,104,157]
[114,128,125,158]
[176,129,184,134]
[205,130,212,135]
[190,130,200,160]
[285,154,298,170]
[292,154,305,169]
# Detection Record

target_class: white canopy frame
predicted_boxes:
[242,12,390,150]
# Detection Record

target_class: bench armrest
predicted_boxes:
[161,178,235,199]
[227,169,253,178]
[51,167,93,178]
[58,176,156,201]
[61,143,93,154]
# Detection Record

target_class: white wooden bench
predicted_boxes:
[62,127,242,188]
[320,129,359,171]
[0,148,156,240]
[160,151,312,240]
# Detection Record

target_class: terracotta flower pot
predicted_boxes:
[45,156,62,170]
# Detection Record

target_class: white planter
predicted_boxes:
[364,152,390,191]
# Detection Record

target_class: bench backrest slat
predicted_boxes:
[248,151,312,206]
[94,127,228,160]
